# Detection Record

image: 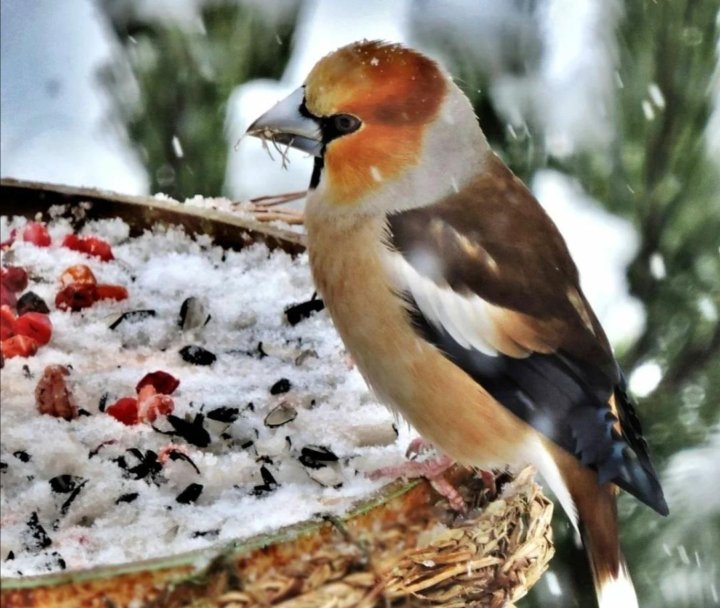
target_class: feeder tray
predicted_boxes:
[0,180,555,608]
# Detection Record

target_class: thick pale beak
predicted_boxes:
[246,87,323,157]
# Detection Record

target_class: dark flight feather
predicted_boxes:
[388,155,668,515]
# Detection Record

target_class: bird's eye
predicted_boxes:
[332,114,361,134]
[319,113,362,146]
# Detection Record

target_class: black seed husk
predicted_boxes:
[176,483,203,504]
[260,465,276,486]
[25,512,52,550]
[109,309,156,330]
[60,481,87,516]
[50,551,66,570]
[0,461,7,471]
[206,406,240,423]
[98,392,109,412]
[168,451,201,475]
[192,529,219,539]
[270,378,291,395]
[49,474,82,494]
[179,345,216,366]
[284,296,325,325]
[164,414,211,447]
[299,445,339,470]
[256,341,268,359]
[13,450,30,463]
[252,465,278,496]
[16,291,50,315]
[6,551,14,561]
[116,492,139,504]
[116,449,162,481]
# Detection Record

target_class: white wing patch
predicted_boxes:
[384,251,504,357]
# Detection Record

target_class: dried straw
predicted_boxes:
[163,466,554,608]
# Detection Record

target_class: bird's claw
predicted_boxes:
[368,447,467,512]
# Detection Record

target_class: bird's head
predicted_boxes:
[247,40,490,214]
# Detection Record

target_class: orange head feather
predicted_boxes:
[304,40,448,205]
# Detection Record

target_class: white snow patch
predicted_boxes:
[0,213,408,577]
[649,252,666,279]
[0,0,148,194]
[172,136,184,159]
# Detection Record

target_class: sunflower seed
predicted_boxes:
[178,297,211,331]
[264,402,297,428]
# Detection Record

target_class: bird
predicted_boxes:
[246,40,668,608]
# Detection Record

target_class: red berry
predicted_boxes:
[62,234,83,251]
[106,397,139,425]
[96,284,128,301]
[83,237,114,262]
[136,370,180,395]
[62,234,114,261]
[14,312,52,346]
[55,283,98,311]
[1,334,39,358]
[22,223,51,247]
[0,305,16,340]
[1,284,16,308]
[60,264,97,287]
[1,266,29,293]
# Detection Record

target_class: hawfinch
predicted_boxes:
[247,40,667,608]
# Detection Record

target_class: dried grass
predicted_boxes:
[196,467,554,608]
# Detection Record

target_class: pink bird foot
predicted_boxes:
[368,442,466,512]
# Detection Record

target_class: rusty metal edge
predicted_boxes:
[1,478,421,592]
[0,178,307,256]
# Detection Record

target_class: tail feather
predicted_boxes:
[539,439,640,607]
[581,520,638,608]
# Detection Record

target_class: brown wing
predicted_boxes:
[387,154,667,515]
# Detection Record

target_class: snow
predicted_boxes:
[652,430,720,607]
[648,83,666,109]
[171,136,184,159]
[0,213,409,577]
[538,0,621,157]
[0,0,148,195]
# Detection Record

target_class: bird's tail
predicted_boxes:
[575,482,639,608]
